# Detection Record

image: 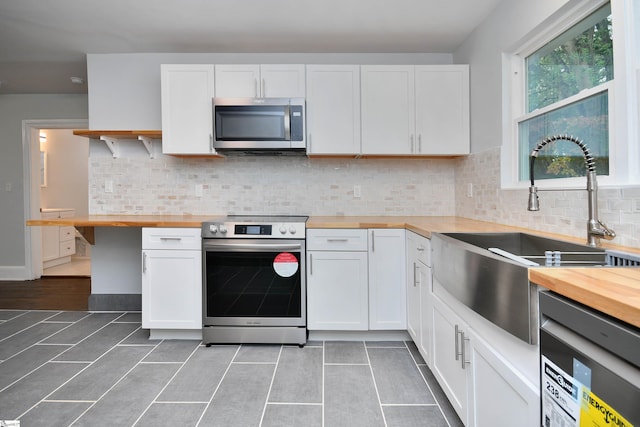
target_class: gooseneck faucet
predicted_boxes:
[527,134,615,247]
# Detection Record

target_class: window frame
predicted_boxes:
[501,0,638,190]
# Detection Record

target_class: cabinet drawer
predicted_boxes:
[142,228,201,250]
[307,229,368,251]
[59,226,75,241]
[414,236,431,266]
[59,239,76,257]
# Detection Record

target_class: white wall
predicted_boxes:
[0,94,88,279]
[453,0,640,248]
[40,129,89,216]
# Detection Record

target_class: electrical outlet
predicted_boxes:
[354,185,362,199]
[105,180,113,193]
[195,184,204,197]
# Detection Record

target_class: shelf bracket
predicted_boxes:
[99,136,120,159]
[138,136,155,159]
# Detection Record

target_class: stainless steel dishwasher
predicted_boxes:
[539,291,640,427]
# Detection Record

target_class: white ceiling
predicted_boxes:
[0,0,501,94]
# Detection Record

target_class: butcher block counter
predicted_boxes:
[27,214,640,328]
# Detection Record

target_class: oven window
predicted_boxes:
[205,251,302,318]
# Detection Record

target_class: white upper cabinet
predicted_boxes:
[361,65,416,155]
[215,64,305,98]
[305,65,361,155]
[361,65,470,156]
[415,65,470,155]
[161,64,215,155]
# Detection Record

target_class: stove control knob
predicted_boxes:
[289,226,297,235]
[209,224,218,234]
[279,225,287,235]
[219,225,228,234]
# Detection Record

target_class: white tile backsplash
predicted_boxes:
[88,140,639,247]
[89,142,456,217]
[455,147,640,248]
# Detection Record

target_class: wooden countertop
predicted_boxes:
[27,214,640,328]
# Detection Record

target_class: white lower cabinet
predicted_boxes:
[406,231,432,363]
[430,288,540,427]
[307,229,368,330]
[41,209,76,269]
[141,228,202,333]
[306,228,406,331]
[368,229,406,330]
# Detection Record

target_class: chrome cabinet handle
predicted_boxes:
[461,331,470,369]
[262,78,266,96]
[455,324,461,361]
[254,78,259,97]
[417,246,425,252]
[418,134,422,153]
[371,230,375,252]
[413,262,417,287]
[326,238,349,242]
[143,252,147,273]
[410,135,415,153]
[310,253,313,275]
[160,237,182,241]
[209,134,213,153]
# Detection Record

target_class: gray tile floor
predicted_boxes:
[0,310,463,427]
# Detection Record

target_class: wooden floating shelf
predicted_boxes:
[73,130,162,158]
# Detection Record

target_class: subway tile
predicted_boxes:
[325,341,368,364]
[0,322,68,360]
[142,339,200,363]
[198,363,275,427]
[0,344,72,390]
[324,364,385,427]
[368,348,435,405]
[135,402,206,427]
[0,362,86,420]
[0,311,58,340]
[54,322,140,362]
[157,345,238,402]
[72,363,180,427]
[19,401,93,426]
[41,312,122,344]
[269,347,322,404]
[261,404,322,427]
[49,345,153,401]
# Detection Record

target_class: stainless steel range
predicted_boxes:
[202,215,307,346]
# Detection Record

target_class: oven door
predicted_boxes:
[202,239,306,327]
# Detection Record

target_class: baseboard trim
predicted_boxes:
[0,266,29,281]
[88,294,141,311]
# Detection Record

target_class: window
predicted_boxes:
[517,3,613,182]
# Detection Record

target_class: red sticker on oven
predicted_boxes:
[273,252,299,277]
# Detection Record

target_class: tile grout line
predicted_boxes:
[363,340,388,427]
[195,344,242,426]
[402,341,456,427]
[257,344,284,426]
[131,340,203,426]
[0,310,66,344]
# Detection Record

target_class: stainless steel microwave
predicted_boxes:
[212,97,305,153]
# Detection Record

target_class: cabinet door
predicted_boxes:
[431,296,469,425]
[305,65,361,155]
[142,249,202,329]
[361,66,415,155]
[307,250,368,330]
[469,329,540,427]
[368,229,406,330]
[406,233,421,342]
[418,262,432,365]
[42,226,60,261]
[161,64,215,155]
[260,64,306,98]
[415,65,469,155]
[214,64,261,97]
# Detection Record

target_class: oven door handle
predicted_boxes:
[203,242,303,251]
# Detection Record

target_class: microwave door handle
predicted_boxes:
[284,105,291,140]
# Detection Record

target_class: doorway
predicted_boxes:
[22,119,89,280]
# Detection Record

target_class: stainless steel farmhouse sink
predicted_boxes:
[430,232,608,345]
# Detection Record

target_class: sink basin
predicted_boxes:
[430,232,608,345]
[439,232,607,267]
